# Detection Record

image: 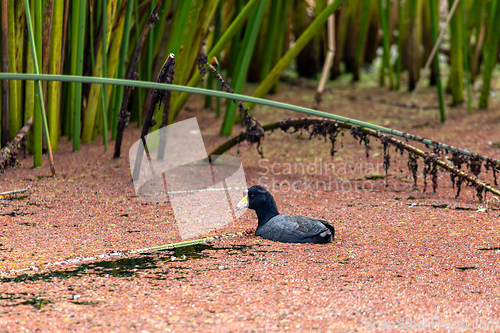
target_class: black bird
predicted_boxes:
[235,185,335,244]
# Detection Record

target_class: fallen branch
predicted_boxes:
[0,185,31,198]
[0,116,33,173]
[209,117,500,199]
[209,122,277,157]
[370,129,500,199]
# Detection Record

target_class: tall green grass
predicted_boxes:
[429,0,445,122]
[0,0,498,171]
[24,0,55,173]
[447,0,464,105]
[220,0,267,136]
[32,0,43,166]
[479,0,500,109]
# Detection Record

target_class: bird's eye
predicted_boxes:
[250,194,255,198]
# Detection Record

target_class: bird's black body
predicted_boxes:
[242,185,335,244]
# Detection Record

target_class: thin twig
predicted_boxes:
[2,231,247,277]
[0,116,33,172]
[0,185,31,198]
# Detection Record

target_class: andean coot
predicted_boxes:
[235,185,335,244]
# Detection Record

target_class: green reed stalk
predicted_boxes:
[33,0,42,166]
[168,0,191,56]
[73,0,87,150]
[220,0,267,136]
[133,0,145,126]
[272,0,291,93]
[247,0,344,109]
[24,13,34,153]
[479,0,500,109]
[101,0,109,150]
[468,0,485,83]
[407,0,422,90]
[103,5,130,137]
[47,0,64,151]
[105,14,126,118]
[24,0,55,174]
[152,0,171,54]
[6,72,495,166]
[58,0,69,137]
[81,0,118,143]
[153,0,192,130]
[204,0,223,113]
[228,0,244,79]
[341,0,358,74]
[353,0,371,81]
[214,0,222,117]
[396,0,403,89]
[170,0,260,119]
[88,0,108,150]
[378,0,394,89]
[14,2,25,136]
[68,1,79,139]
[429,0,445,122]
[7,0,19,140]
[167,0,219,125]
[447,0,464,105]
[110,0,134,140]
[460,0,472,114]
[0,0,6,145]
[68,2,77,142]
[146,0,155,85]
[260,0,280,81]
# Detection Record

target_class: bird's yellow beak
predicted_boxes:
[235,191,249,211]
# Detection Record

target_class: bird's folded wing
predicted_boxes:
[266,215,330,239]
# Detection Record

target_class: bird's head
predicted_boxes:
[235,185,276,212]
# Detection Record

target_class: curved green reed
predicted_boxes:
[0,72,491,163]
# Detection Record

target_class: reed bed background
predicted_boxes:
[0,0,499,168]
